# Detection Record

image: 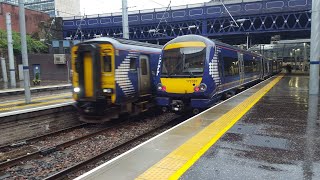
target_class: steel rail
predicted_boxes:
[0,121,123,170]
[0,123,88,152]
[44,115,188,180]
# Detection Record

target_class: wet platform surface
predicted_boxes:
[182,75,320,179]
[74,75,319,180]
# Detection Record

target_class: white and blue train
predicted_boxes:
[71,37,162,122]
[155,35,281,114]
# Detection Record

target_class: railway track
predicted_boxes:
[45,114,188,180]
[0,104,78,146]
[0,123,88,153]
[1,112,184,179]
[0,121,120,170]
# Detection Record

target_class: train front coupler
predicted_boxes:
[171,100,185,112]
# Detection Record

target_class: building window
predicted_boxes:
[64,48,70,54]
[53,48,60,54]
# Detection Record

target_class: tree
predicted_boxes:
[0,29,48,55]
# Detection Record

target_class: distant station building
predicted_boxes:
[0,0,80,17]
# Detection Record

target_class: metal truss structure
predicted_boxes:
[62,0,312,43]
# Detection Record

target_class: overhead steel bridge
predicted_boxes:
[62,0,311,44]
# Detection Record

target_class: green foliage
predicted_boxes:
[0,29,47,54]
[35,72,40,80]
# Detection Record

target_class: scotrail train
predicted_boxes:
[155,35,281,114]
[71,37,162,122]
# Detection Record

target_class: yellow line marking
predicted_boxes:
[0,93,71,107]
[136,74,284,180]
[0,99,74,112]
[1,93,71,104]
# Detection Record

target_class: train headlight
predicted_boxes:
[74,87,80,93]
[103,88,113,93]
[199,83,207,92]
[194,83,207,92]
[157,83,166,91]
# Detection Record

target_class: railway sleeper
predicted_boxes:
[10,141,27,147]
[40,147,57,155]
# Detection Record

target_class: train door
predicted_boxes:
[266,59,270,76]
[138,55,151,95]
[263,58,268,78]
[258,57,263,79]
[238,53,245,84]
[76,44,101,99]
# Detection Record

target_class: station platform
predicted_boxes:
[76,74,320,180]
[0,92,73,118]
[0,83,71,96]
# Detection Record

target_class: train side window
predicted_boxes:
[103,56,112,72]
[140,58,148,75]
[130,58,137,72]
[244,59,253,73]
[223,56,239,76]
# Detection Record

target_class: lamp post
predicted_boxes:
[303,43,308,72]
[122,0,129,39]
[309,0,320,94]
[19,0,31,103]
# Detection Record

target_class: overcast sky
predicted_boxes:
[80,0,210,15]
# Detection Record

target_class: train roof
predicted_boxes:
[164,35,261,57]
[77,37,163,51]
[164,35,214,47]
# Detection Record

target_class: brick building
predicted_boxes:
[0,2,67,84]
[0,2,50,35]
[0,0,80,17]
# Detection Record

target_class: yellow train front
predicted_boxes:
[71,37,162,122]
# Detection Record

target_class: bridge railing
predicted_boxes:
[62,0,266,20]
[62,0,311,29]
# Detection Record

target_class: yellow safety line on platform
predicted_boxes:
[0,99,73,112]
[136,74,284,180]
[0,93,71,107]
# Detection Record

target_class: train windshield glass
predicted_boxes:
[161,47,205,77]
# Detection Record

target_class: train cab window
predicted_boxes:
[130,58,137,72]
[223,56,239,76]
[103,56,112,72]
[162,47,205,77]
[140,58,148,75]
